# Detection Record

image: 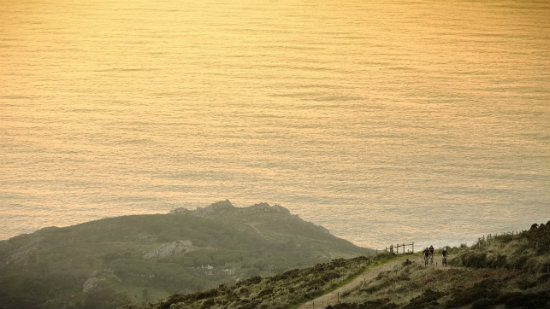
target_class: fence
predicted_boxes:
[375,242,414,255]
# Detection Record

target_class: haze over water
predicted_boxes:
[1,0,549,249]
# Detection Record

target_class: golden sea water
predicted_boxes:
[1,0,549,249]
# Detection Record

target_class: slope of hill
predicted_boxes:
[0,201,371,309]
[146,222,550,309]
[328,221,550,309]
[141,255,393,309]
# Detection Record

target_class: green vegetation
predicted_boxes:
[329,222,550,309]
[144,222,549,309]
[141,254,394,309]
[3,202,547,309]
[451,222,550,272]
[0,201,370,309]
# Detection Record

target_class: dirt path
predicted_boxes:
[298,254,452,309]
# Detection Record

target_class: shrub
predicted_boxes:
[256,288,273,298]
[243,276,262,285]
[321,271,340,282]
[502,291,550,309]
[404,289,444,309]
[461,251,487,268]
[200,298,214,308]
[326,299,397,309]
[471,298,496,309]
[447,279,501,308]
[160,294,186,309]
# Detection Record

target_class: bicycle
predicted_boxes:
[429,246,435,264]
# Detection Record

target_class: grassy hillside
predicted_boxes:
[145,222,550,309]
[0,201,371,309]
[327,222,550,309]
[140,254,394,309]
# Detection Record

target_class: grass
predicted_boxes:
[288,253,402,309]
[142,254,399,309]
[0,201,371,309]
[327,222,550,309]
[143,222,550,309]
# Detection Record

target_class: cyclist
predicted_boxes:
[442,247,448,267]
[423,247,430,266]
[429,245,435,264]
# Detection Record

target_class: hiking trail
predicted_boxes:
[298,254,454,309]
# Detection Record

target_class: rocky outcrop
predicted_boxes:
[170,201,292,217]
[169,207,192,215]
[248,203,291,214]
[143,240,194,259]
[193,200,235,216]
[82,277,104,293]
[82,269,121,292]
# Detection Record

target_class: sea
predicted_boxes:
[1,0,549,250]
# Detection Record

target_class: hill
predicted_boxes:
[0,201,371,309]
[146,222,550,309]
[141,255,387,309]
[327,221,550,309]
